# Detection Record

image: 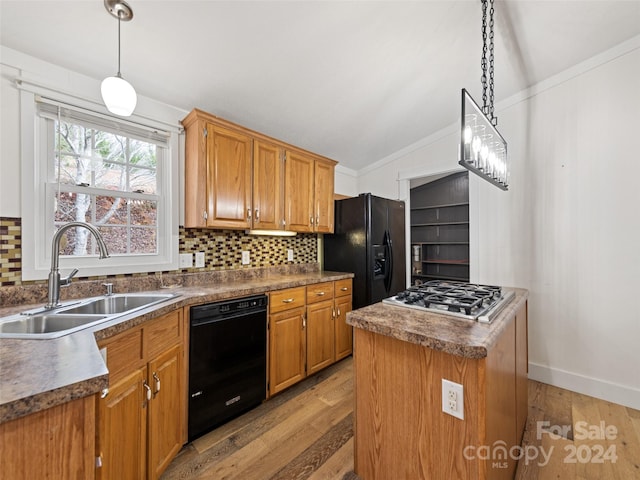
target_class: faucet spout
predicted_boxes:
[46,221,110,309]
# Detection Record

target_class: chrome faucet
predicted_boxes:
[46,221,110,309]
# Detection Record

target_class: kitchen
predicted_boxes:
[1,1,640,479]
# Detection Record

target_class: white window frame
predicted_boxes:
[20,89,180,281]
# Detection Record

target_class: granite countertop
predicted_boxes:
[346,288,528,359]
[0,269,353,424]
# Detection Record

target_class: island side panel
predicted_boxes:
[353,327,482,480]
[482,314,517,479]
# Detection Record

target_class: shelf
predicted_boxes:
[410,202,469,211]
[411,242,469,245]
[422,260,469,265]
[411,274,470,282]
[412,222,469,227]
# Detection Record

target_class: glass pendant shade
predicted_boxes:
[101,74,137,117]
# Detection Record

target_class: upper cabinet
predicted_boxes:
[284,150,335,233]
[182,109,336,233]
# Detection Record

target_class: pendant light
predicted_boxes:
[101,0,137,117]
[459,0,508,190]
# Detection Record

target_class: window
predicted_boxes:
[21,93,179,280]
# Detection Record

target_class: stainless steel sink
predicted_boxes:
[59,294,175,316]
[0,314,108,336]
[0,293,179,339]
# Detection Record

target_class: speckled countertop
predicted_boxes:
[0,268,353,424]
[346,288,528,359]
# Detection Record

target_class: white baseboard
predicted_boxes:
[528,362,640,411]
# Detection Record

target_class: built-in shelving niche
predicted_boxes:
[410,172,469,283]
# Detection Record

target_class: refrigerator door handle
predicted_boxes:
[383,230,393,294]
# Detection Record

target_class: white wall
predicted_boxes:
[0,46,189,220]
[354,37,640,409]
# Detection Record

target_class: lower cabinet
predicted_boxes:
[334,279,353,361]
[0,396,96,480]
[269,279,353,396]
[96,309,185,480]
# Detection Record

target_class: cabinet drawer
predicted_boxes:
[306,282,335,304]
[334,279,352,298]
[99,328,144,385]
[269,287,306,314]
[145,310,182,360]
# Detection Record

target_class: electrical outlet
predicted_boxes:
[241,251,250,265]
[442,379,464,420]
[195,251,205,268]
[287,249,294,261]
[179,253,193,268]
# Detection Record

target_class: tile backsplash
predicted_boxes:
[0,217,318,287]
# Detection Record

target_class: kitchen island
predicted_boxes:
[347,288,528,480]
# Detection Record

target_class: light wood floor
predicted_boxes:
[161,357,640,480]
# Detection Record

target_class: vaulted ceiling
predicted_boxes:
[2,1,639,171]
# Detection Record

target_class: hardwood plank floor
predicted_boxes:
[161,357,640,480]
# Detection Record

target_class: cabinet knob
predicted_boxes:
[316,291,325,296]
[282,298,295,303]
[302,314,306,329]
[310,216,315,225]
[203,210,208,220]
[255,209,260,222]
[332,308,336,319]
[100,388,109,399]
[337,307,341,316]
[247,208,252,220]
[340,287,348,291]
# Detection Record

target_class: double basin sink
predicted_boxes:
[0,293,179,339]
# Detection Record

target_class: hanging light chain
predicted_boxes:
[481,0,488,115]
[488,0,496,125]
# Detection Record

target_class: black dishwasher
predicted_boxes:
[188,294,267,441]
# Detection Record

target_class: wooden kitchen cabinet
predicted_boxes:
[183,108,336,233]
[182,110,252,229]
[284,150,335,233]
[268,286,307,395]
[253,139,284,230]
[334,279,353,361]
[97,368,147,480]
[269,280,352,395]
[313,158,335,233]
[96,309,185,480]
[306,282,336,375]
[0,396,96,480]
[147,344,183,479]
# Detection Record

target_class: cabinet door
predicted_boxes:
[306,299,335,375]
[96,368,147,480]
[147,344,183,480]
[253,140,284,230]
[284,150,314,232]
[269,307,306,395]
[314,159,335,233]
[0,396,95,480]
[206,123,253,229]
[334,295,353,361]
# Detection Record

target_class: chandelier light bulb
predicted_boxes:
[101,74,137,117]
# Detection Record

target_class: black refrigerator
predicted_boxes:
[323,193,406,309]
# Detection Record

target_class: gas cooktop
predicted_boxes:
[382,280,514,323]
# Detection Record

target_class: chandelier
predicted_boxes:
[459,0,508,190]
